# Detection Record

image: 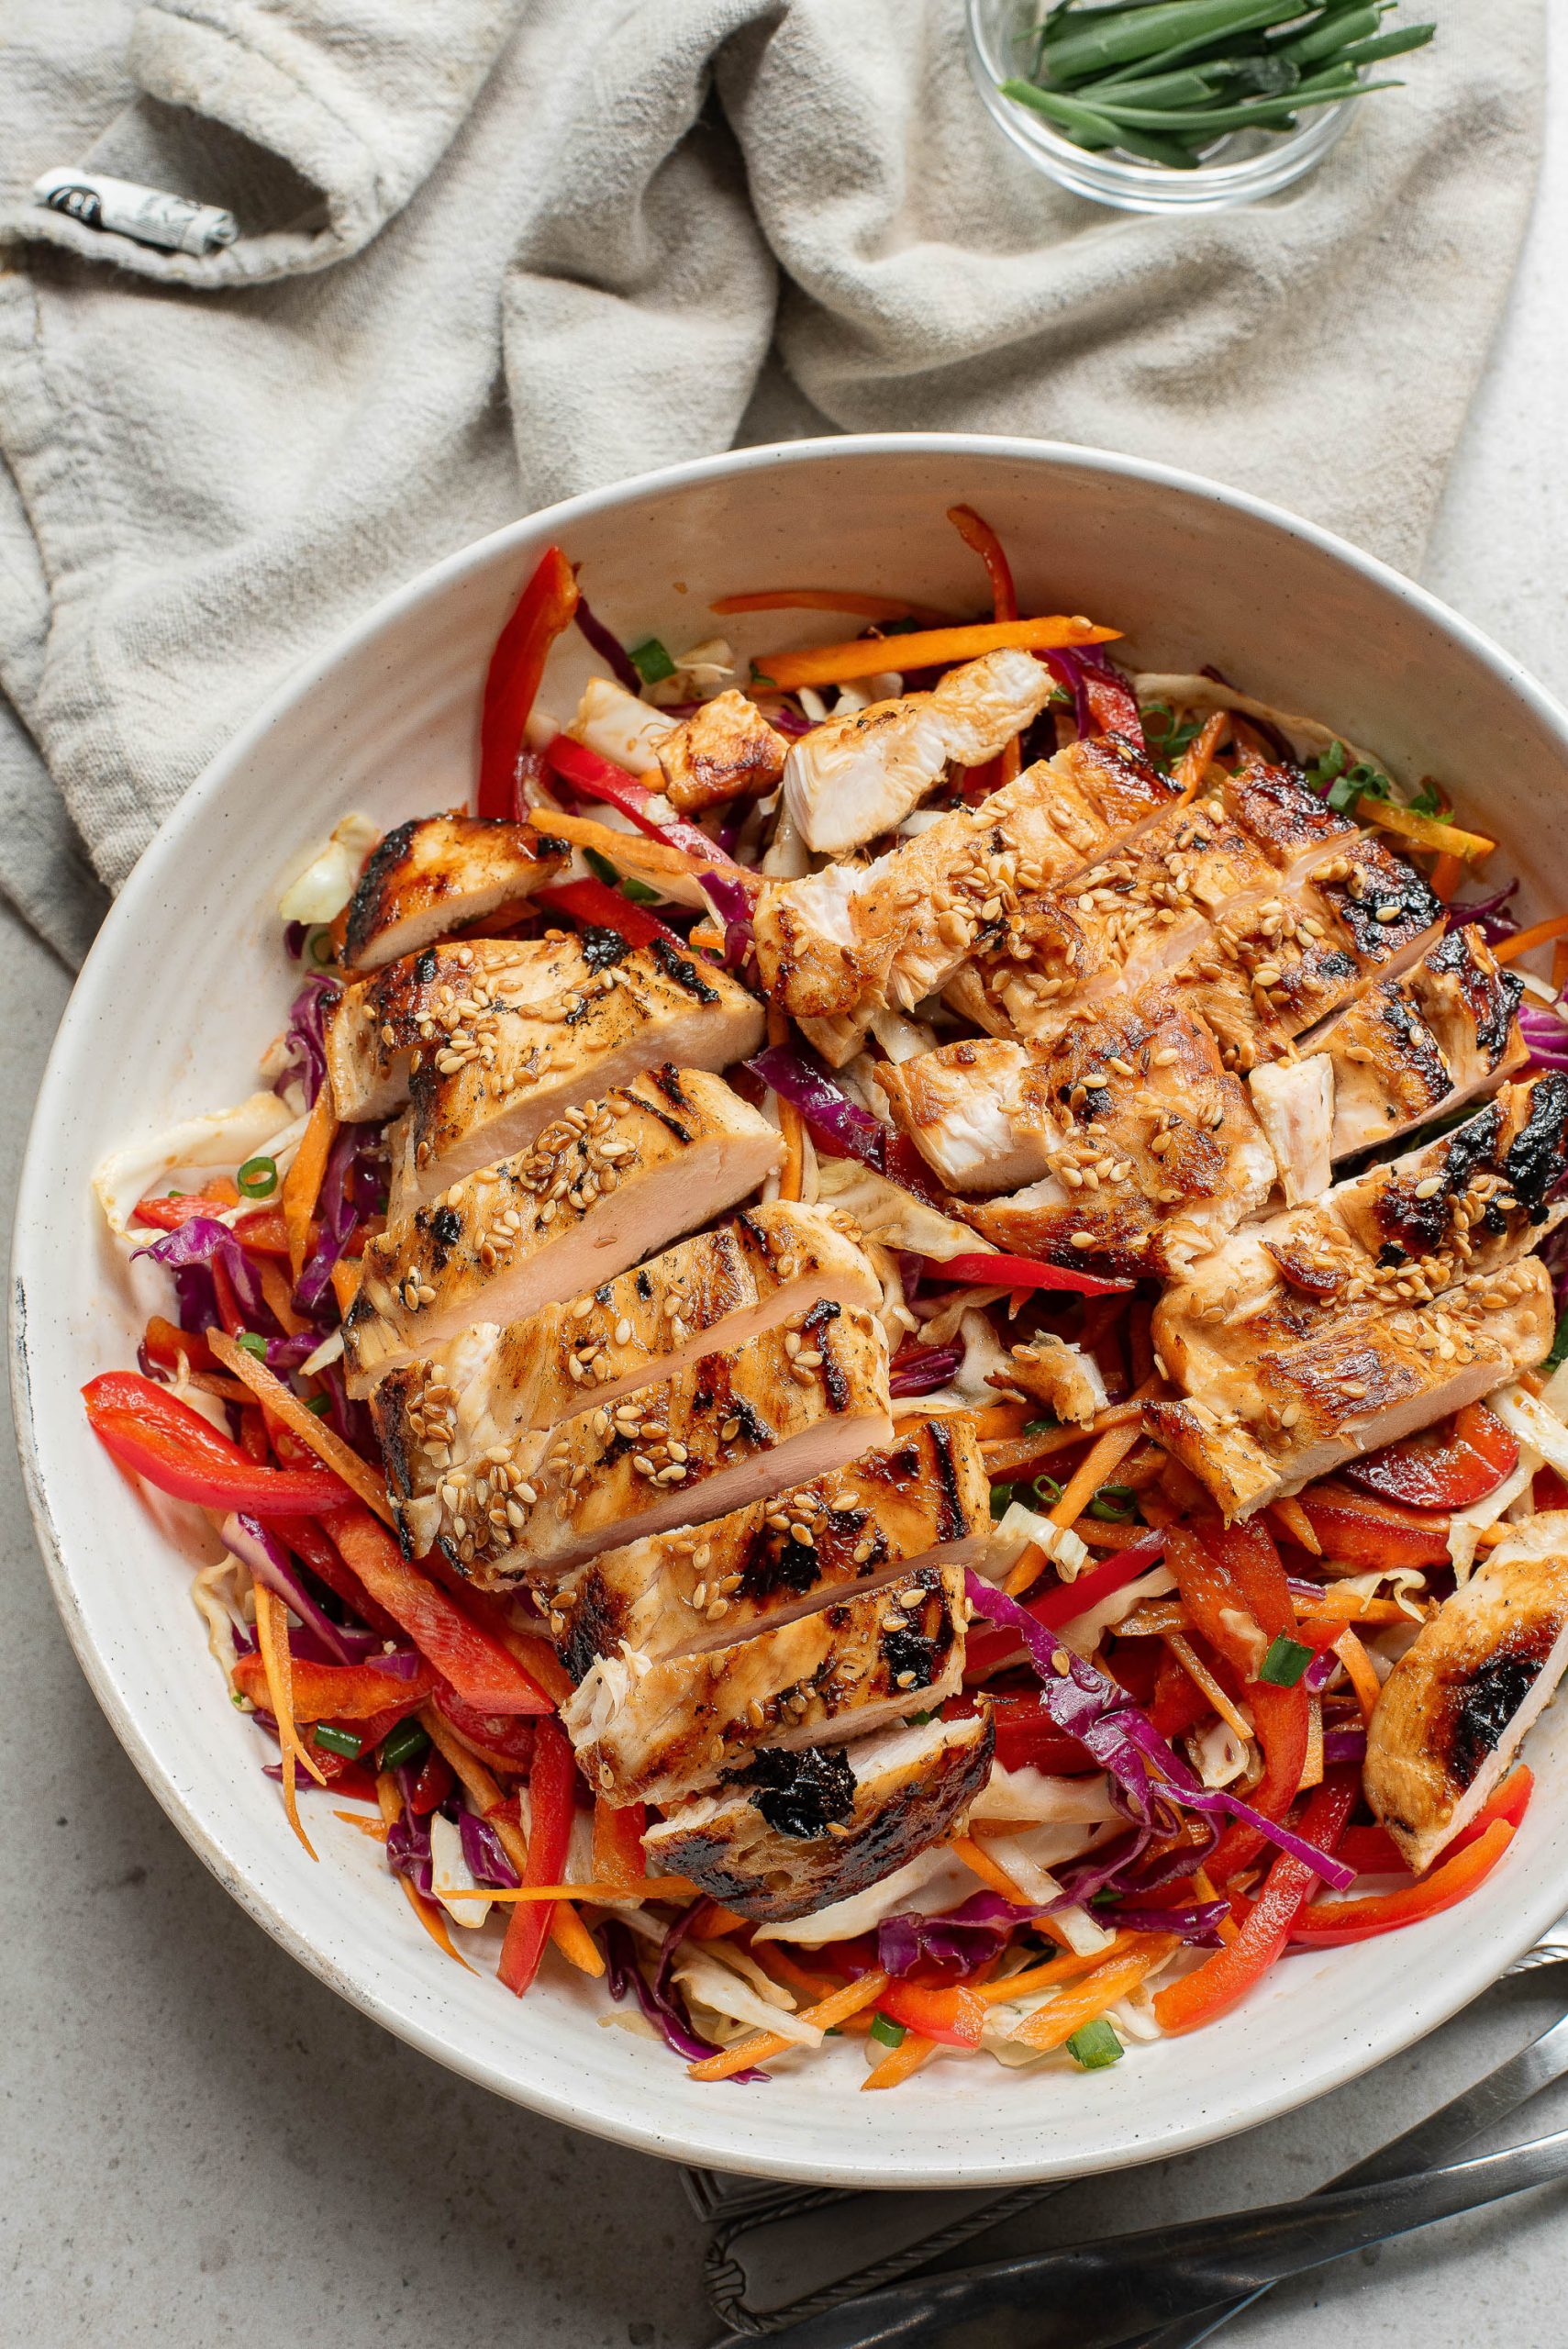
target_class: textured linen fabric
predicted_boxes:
[0,0,1543,963]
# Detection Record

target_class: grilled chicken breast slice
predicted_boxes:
[992,1334,1109,1426]
[1248,1058,1334,1206]
[341,1067,780,1390]
[1146,1256,1554,1518]
[782,651,1056,855]
[885,992,1275,1277]
[1305,926,1526,1158]
[1365,1514,1568,1873]
[641,1711,994,1922]
[372,1204,880,1467]
[390,1308,893,1587]
[562,1564,968,1805]
[339,815,569,973]
[754,740,1174,1041]
[548,1419,990,1675]
[655,689,788,813]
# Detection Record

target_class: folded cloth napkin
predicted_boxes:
[0,0,1542,965]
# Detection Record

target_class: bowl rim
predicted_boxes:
[14,429,1568,2188]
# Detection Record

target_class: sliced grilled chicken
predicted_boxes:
[782,651,1056,855]
[1214,756,1360,883]
[1305,925,1526,1158]
[1248,1058,1333,1205]
[339,815,569,973]
[886,992,1276,1277]
[754,740,1173,1048]
[372,1203,879,1465]
[1365,1514,1568,1872]
[340,1067,780,1391]
[655,689,788,812]
[641,1711,994,1922]
[390,1308,893,1587]
[562,1564,968,1804]
[548,1419,990,1676]
[992,1334,1109,1426]
[1146,1255,1553,1518]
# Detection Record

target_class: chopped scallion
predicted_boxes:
[629,636,676,685]
[1022,1415,1060,1435]
[1065,2016,1124,2070]
[313,1723,362,1759]
[237,1154,279,1198]
[235,1331,269,1360]
[307,928,336,967]
[1258,1632,1317,1687]
[1030,1473,1064,1508]
[1547,1308,1568,1374]
[869,2011,907,2050]
[989,1482,1017,1520]
[304,1394,332,1417]
[1087,1483,1139,1522]
[379,1720,428,1771]
[584,844,662,905]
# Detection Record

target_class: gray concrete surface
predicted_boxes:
[5,42,1567,2343]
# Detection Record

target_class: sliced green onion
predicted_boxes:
[307,927,336,967]
[989,1482,1017,1520]
[584,844,662,905]
[1022,1416,1060,1436]
[869,2011,908,2049]
[1087,1483,1139,1522]
[629,636,677,685]
[235,1331,269,1360]
[1408,780,1451,820]
[1030,1473,1065,1508]
[379,1720,428,1772]
[304,1394,332,1417]
[1546,1307,1568,1374]
[313,1723,362,1759]
[237,1154,279,1199]
[1258,1633,1317,1687]
[1066,2016,1124,2070]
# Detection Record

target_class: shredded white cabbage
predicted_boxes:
[814,1154,986,1261]
[979,1499,1090,1587]
[1057,1564,1176,1658]
[567,676,674,767]
[278,811,379,924]
[429,1812,492,1930]
[672,1949,822,2047]
[94,1093,300,1248]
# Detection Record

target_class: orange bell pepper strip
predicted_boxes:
[233,1650,437,1722]
[327,1507,552,1717]
[752,616,1118,695]
[140,1315,216,1374]
[592,1797,650,1893]
[476,545,578,819]
[1291,1818,1518,1946]
[83,1372,355,1516]
[1295,1482,1456,1569]
[130,1180,239,1230]
[1154,1768,1358,2033]
[498,1717,578,1995]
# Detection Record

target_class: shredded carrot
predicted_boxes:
[283,1083,338,1284]
[710,588,955,625]
[982,1397,1145,1484]
[948,505,1022,785]
[1004,1395,1154,1595]
[751,1943,840,2005]
[252,1579,324,1856]
[418,1706,604,1977]
[334,1811,388,1840]
[754,617,1118,695]
[1493,911,1568,966]
[686,1968,891,2081]
[974,1934,1139,2006]
[1007,1934,1180,2054]
[969,1398,1034,1442]
[375,1769,475,1971]
[1173,709,1229,802]
[496,1623,574,1705]
[593,1795,647,1893]
[1430,850,1464,903]
[688,1898,751,1940]
[1191,1865,1240,1946]
[951,1833,1034,1906]
[207,1328,393,1522]
[1334,1626,1384,1723]
[459,1876,697,1903]
[330,1257,361,1318]
[524,807,717,878]
[1164,1631,1253,1746]
[767,1004,806,1203]
[1270,1496,1322,1556]
[862,2032,940,2091]
[1298,1594,1411,1626]
[255,1257,310,1339]
[1362,798,1494,862]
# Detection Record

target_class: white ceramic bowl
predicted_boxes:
[14,436,1568,2189]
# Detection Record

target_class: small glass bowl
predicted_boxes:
[967,0,1355,215]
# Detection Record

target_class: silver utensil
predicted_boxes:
[759,2116,1568,2349]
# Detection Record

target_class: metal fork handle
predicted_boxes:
[1131,2002,1568,2349]
[762,2121,1568,2349]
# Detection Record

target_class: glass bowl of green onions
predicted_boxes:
[968,1,1434,214]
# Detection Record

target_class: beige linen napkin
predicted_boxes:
[0,0,1543,963]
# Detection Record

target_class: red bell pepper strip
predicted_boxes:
[535,875,689,953]
[408,1749,456,1817]
[234,1650,437,1720]
[84,1372,356,1516]
[541,734,748,873]
[231,1208,294,1258]
[984,1695,1100,1776]
[499,1716,578,1995]
[272,1516,403,1640]
[477,546,579,818]
[929,1250,1135,1298]
[1294,1482,1454,1569]
[430,1680,540,1768]
[1337,1766,1533,1883]
[1343,1402,1518,1511]
[326,1507,552,1717]
[1082,665,1145,749]
[1154,1766,1359,2033]
[1291,1817,1518,1946]
[964,1535,1165,1683]
[879,1978,987,2049]
[1336,1823,1409,1876]
[1150,1641,1217,1742]
[130,1186,239,1230]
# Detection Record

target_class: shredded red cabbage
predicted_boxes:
[878,1892,1043,1977]
[276,974,341,1108]
[1322,1726,1369,1766]
[963,1573,1356,1890]
[572,594,642,696]
[134,1217,315,1368]
[766,701,814,739]
[1451,877,1518,946]
[701,872,759,973]
[385,1805,433,1895]
[748,1041,891,1169]
[283,920,309,961]
[222,1511,379,1665]
[1520,1003,1568,1073]
[889,1340,964,1397]
[1097,1898,1229,1945]
[459,1808,522,1890]
[295,1123,382,1312]
[599,1913,769,2082]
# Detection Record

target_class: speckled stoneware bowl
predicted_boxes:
[14,435,1568,2187]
